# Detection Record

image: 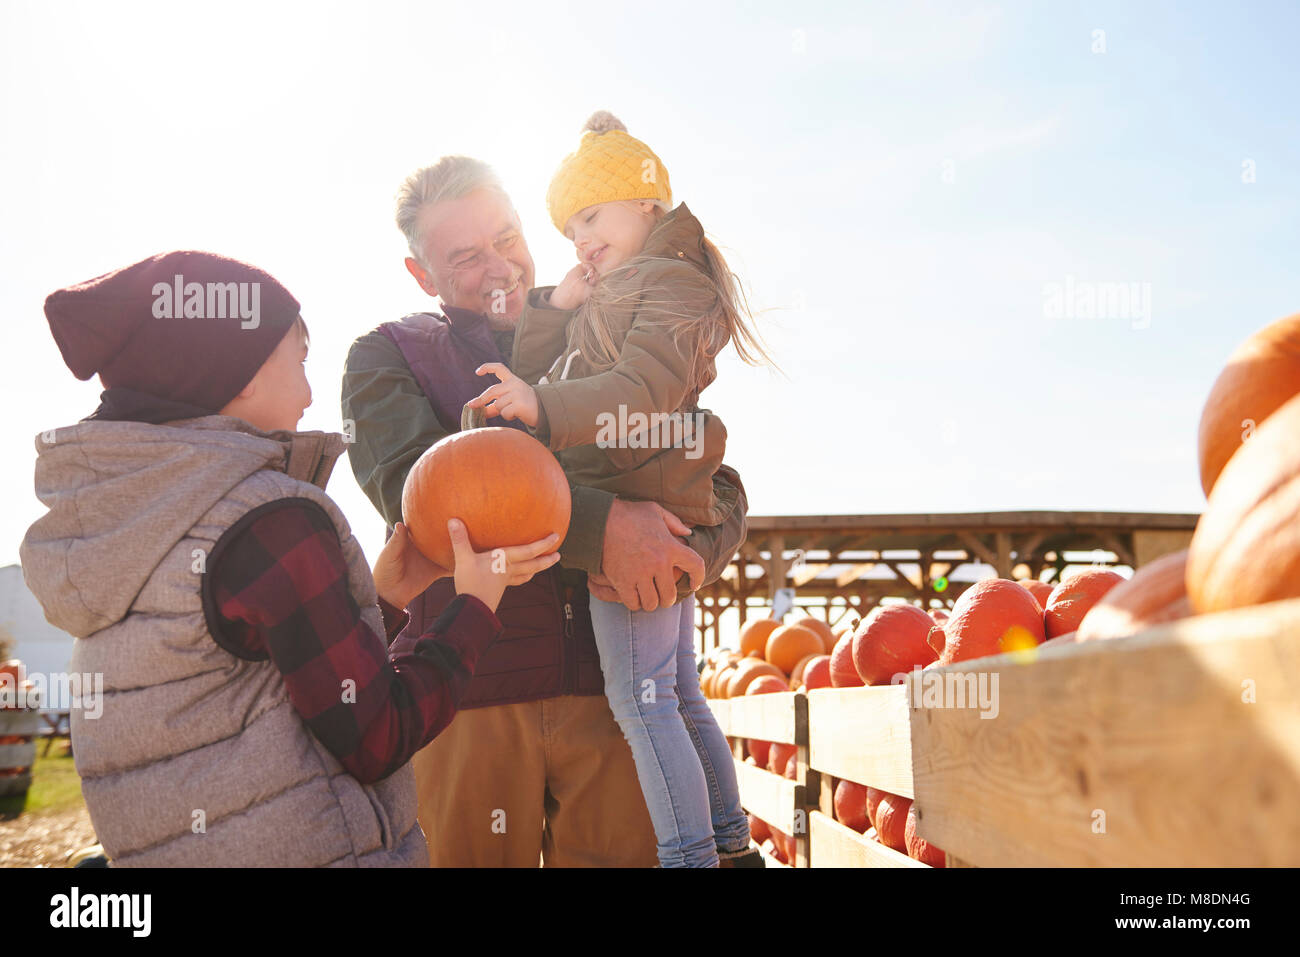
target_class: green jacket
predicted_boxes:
[340,305,747,599]
[515,203,736,530]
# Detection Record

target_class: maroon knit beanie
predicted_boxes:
[43,250,302,414]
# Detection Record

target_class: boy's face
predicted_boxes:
[220,320,312,433]
[564,200,657,277]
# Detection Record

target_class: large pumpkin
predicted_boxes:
[851,604,938,685]
[401,427,571,570]
[939,579,1045,664]
[1077,550,1193,641]
[792,616,837,654]
[1197,312,1300,497]
[1187,392,1300,613]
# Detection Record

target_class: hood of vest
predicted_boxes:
[19,415,346,639]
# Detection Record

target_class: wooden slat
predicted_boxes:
[734,758,802,836]
[0,710,43,736]
[909,598,1300,867]
[712,691,798,744]
[0,741,37,768]
[807,686,915,797]
[809,811,926,867]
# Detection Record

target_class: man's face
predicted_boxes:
[405,188,535,326]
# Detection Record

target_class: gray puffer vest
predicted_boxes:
[19,415,427,867]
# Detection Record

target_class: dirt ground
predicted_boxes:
[0,804,97,868]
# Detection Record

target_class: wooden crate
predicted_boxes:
[709,692,806,866]
[807,597,1300,867]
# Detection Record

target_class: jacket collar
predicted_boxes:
[640,203,711,274]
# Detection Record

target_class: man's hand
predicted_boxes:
[467,362,539,428]
[548,262,596,310]
[598,500,704,611]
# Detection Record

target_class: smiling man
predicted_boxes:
[341,156,749,867]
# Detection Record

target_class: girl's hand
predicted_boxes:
[373,521,452,610]
[447,519,562,613]
[547,262,596,310]
[468,363,539,427]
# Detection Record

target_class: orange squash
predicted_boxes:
[1077,550,1193,641]
[745,675,790,696]
[829,632,864,687]
[874,792,911,852]
[401,427,570,570]
[1018,578,1054,612]
[940,579,1045,664]
[725,658,786,698]
[792,616,837,655]
[739,618,780,659]
[851,604,938,686]
[834,780,870,833]
[764,624,823,674]
[1187,391,1300,613]
[801,655,832,690]
[1197,312,1300,497]
[1043,569,1125,639]
[905,804,947,867]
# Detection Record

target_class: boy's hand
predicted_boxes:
[373,521,451,610]
[469,363,539,428]
[547,262,596,310]
[448,519,561,613]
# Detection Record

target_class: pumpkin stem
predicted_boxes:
[461,403,487,431]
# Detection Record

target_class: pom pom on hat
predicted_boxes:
[546,111,672,233]
[582,110,627,134]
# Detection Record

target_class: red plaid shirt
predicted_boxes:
[206,498,501,784]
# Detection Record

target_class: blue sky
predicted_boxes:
[1,0,1297,567]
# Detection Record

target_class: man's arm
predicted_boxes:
[341,327,615,571]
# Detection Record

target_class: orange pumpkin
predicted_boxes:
[1077,550,1193,641]
[829,632,864,687]
[792,616,837,655]
[940,579,1045,664]
[834,780,870,833]
[1197,312,1300,497]
[401,427,570,570]
[905,804,947,867]
[1043,569,1125,639]
[1187,392,1300,613]
[745,675,790,696]
[874,792,911,852]
[851,604,938,686]
[726,658,787,698]
[765,624,823,674]
[1018,578,1054,612]
[739,618,781,659]
[801,656,832,690]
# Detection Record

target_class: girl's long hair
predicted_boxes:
[566,212,775,401]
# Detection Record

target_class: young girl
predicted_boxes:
[20,250,560,867]
[469,112,773,867]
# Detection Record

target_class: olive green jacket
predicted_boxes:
[340,303,748,599]
[515,203,736,530]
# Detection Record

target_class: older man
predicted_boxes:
[341,156,748,867]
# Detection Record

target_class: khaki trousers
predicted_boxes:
[409,694,659,867]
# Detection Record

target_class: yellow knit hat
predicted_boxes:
[546,111,672,234]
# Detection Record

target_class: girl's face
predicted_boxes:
[563,200,659,276]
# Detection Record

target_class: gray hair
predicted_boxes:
[395,156,508,266]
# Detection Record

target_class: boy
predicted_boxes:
[20,250,558,867]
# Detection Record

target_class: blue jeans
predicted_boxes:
[589,593,750,868]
